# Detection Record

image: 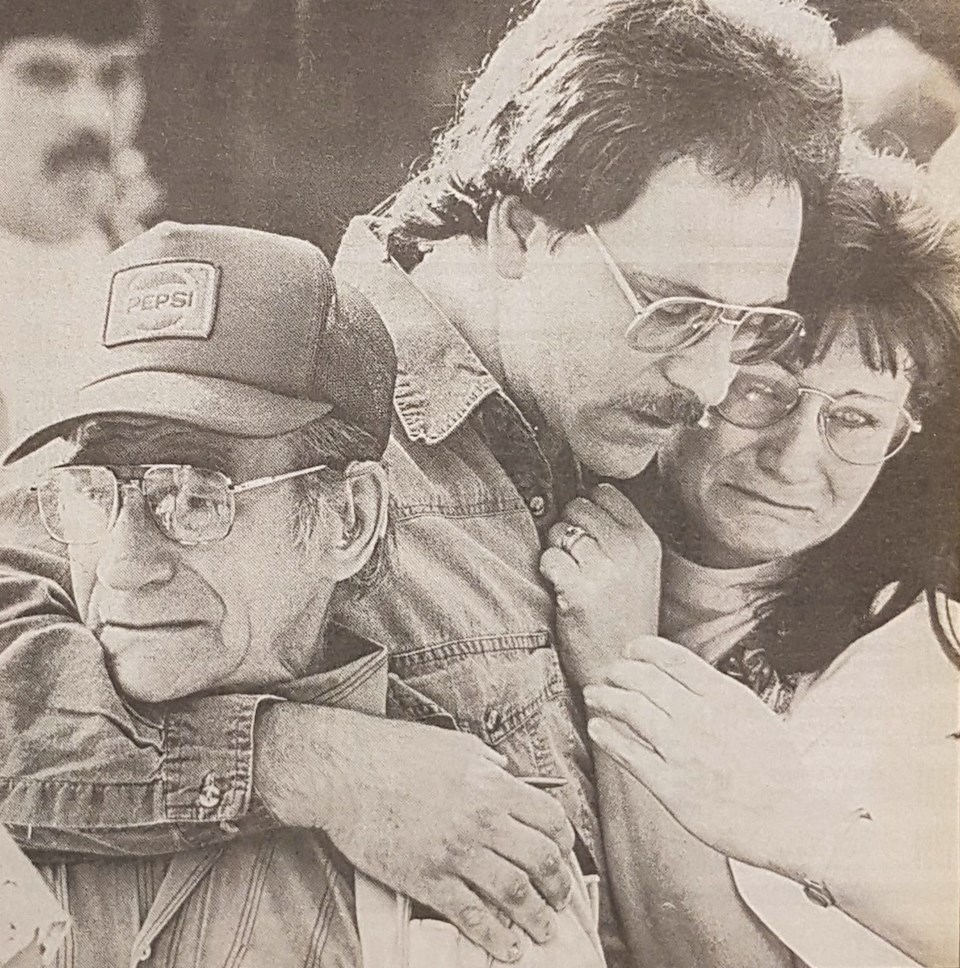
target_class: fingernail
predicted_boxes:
[507,941,522,962]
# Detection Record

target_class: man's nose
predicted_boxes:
[60,75,113,132]
[660,324,738,408]
[94,488,176,592]
[755,396,824,480]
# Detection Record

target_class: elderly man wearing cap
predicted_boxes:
[0,222,601,967]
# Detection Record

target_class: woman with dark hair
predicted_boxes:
[540,144,960,967]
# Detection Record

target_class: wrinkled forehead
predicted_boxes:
[0,35,140,73]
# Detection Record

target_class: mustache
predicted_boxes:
[47,131,112,175]
[618,388,706,428]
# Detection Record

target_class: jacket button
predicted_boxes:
[528,495,546,517]
[197,771,223,809]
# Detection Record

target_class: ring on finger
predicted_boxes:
[559,524,591,556]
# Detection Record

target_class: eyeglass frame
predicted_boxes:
[583,223,806,356]
[33,462,332,547]
[713,373,923,466]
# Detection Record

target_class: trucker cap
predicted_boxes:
[3,222,397,464]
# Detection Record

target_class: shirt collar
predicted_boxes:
[268,624,388,716]
[334,216,501,445]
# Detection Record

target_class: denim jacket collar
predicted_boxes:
[335,216,501,446]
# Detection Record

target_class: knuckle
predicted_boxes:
[501,871,531,905]
[457,903,487,930]
[536,847,563,880]
[473,804,498,832]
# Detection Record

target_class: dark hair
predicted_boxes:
[385,0,842,264]
[747,146,960,674]
[0,0,153,50]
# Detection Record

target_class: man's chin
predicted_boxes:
[99,625,224,703]
[108,659,193,703]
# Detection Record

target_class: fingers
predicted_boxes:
[505,783,576,859]
[600,657,702,709]
[496,818,575,916]
[462,848,558,945]
[538,547,581,608]
[560,496,625,547]
[624,635,719,695]
[436,880,527,963]
[583,684,673,755]
[479,744,511,767]
[545,521,601,566]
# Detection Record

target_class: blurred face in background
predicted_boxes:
[0,35,143,243]
[496,158,804,479]
[657,325,915,567]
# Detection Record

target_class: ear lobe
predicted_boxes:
[487,196,540,280]
[326,462,388,580]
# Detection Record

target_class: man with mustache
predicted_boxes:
[0,0,159,454]
[0,1,844,964]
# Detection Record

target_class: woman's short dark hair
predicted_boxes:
[386,0,842,263]
[752,144,960,674]
[787,141,960,418]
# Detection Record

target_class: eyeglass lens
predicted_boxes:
[625,298,801,362]
[37,466,118,545]
[715,367,912,465]
[143,466,234,544]
[36,466,236,545]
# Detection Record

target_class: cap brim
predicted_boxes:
[2,371,333,465]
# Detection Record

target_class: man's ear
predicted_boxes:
[324,462,388,581]
[487,195,546,280]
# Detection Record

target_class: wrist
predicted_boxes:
[252,701,343,829]
[772,794,873,890]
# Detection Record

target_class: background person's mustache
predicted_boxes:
[47,132,112,175]
[619,388,706,427]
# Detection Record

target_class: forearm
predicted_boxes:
[595,754,793,968]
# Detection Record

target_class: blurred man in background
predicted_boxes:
[0,0,160,454]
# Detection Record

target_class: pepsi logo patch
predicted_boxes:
[103,261,219,347]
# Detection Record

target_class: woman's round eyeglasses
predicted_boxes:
[713,364,921,465]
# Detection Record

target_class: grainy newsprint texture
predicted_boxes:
[0,2,958,967]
